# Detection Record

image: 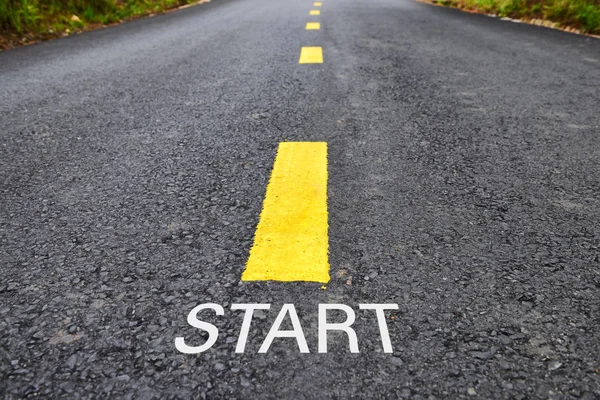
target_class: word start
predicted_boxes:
[175,303,398,354]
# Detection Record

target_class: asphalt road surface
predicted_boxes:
[1,0,600,397]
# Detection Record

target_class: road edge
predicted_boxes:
[414,0,600,40]
[0,0,213,52]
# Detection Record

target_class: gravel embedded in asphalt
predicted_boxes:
[1,0,599,397]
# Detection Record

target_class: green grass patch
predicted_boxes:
[0,0,199,39]
[443,0,600,34]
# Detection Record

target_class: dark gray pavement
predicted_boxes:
[1,0,600,397]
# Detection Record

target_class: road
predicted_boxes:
[1,0,600,397]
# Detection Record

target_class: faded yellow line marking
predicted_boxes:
[242,142,330,283]
[309,9,321,15]
[306,22,321,30]
[298,46,323,64]
[314,2,322,6]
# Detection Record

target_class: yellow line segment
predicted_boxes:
[306,22,321,30]
[299,46,323,64]
[314,2,322,6]
[242,142,330,283]
[309,9,320,15]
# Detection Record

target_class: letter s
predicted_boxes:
[175,303,224,354]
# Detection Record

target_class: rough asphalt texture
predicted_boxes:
[1,0,600,397]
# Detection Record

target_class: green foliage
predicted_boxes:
[543,0,600,32]
[498,0,525,16]
[0,0,193,34]
[449,0,600,33]
[462,0,489,12]
[0,0,41,32]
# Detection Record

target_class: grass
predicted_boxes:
[0,0,202,49]
[437,0,600,34]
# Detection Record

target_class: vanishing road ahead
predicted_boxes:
[1,0,599,397]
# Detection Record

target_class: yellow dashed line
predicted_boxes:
[309,9,321,15]
[242,142,330,283]
[298,46,323,63]
[306,22,321,30]
[314,2,322,6]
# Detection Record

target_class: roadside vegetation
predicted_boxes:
[1,0,598,50]
[0,0,204,49]
[434,0,600,34]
